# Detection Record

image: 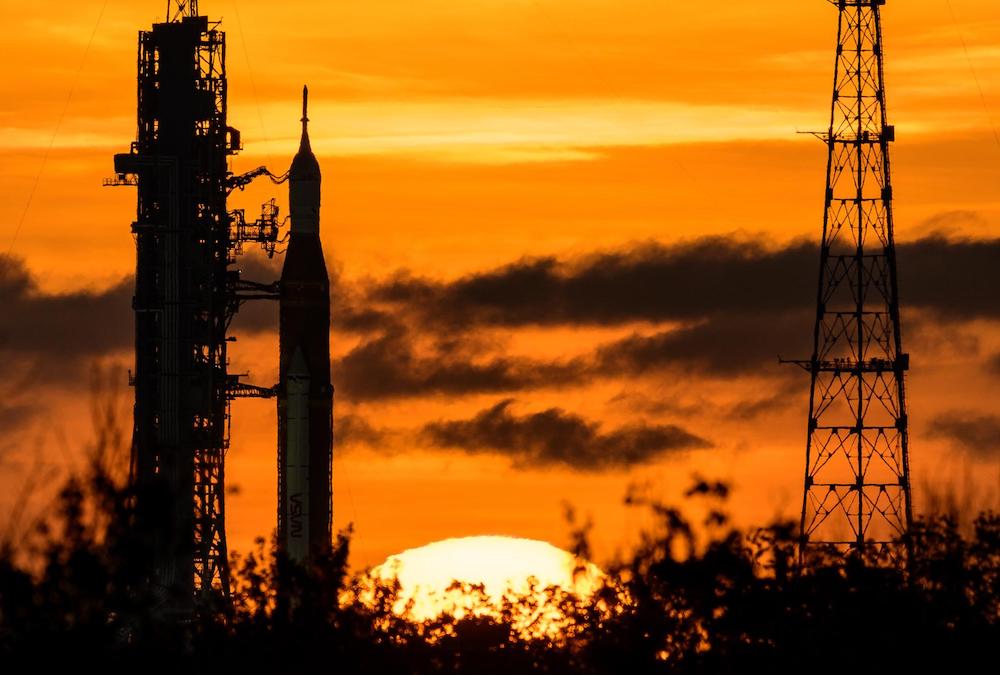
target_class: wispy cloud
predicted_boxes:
[928,412,1000,459]
[234,98,814,164]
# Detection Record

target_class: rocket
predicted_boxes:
[277,86,333,563]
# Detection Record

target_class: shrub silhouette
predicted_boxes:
[1,403,997,673]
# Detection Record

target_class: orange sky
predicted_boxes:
[3,0,1000,568]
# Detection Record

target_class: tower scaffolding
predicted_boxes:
[109,3,282,615]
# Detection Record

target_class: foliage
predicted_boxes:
[0,436,997,672]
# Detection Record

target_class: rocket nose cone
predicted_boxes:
[290,146,321,180]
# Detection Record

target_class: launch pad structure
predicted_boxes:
[108,1,324,614]
[104,0,918,617]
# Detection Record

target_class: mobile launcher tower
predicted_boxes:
[108,1,330,615]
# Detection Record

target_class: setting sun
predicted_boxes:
[366,536,604,630]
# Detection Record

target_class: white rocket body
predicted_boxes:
[277,86,332,563]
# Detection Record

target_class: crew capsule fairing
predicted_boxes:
[277,86,333,562]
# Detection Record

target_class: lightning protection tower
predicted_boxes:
[790,0,912,557]
[109,0,283,617]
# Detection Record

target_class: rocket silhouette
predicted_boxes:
[277,86,333,562]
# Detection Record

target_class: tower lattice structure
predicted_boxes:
[110,2,282,615]
[792,0,912,555]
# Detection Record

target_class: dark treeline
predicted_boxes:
[1,448,997,675]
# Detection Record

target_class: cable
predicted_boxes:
[6,0,111,256]
[267,169,289,184]
[333,437,366,564]
[231,0,276,167]
[945,0,1000,149]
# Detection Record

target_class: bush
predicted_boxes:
[0,394,996,672]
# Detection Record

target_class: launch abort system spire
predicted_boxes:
[109,2,283,614]
[788,0,913,556]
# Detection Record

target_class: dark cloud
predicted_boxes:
[332,308,811,403]
[327,308,824,403]
[227,252,281,335]
[904,315,981,360]
[927,412,1000,459]
[420,399,711,470]
[233,250,282,283]
[0,255,132,379]
[911,210,987,237]
[230,252,390,336]
[10,233,1000,407]
[728,383,801,421]
[0,250,377,381]
[12,234,1000,368]
[899,236,1000,320]
[335,413,390,448]
[593,311,812,376]
[370,237,815,329]
[334,326,585,401]
[606,391,706,418]
[329,234,1000,401]
[366,235,1000,329]
[606,383,801,422]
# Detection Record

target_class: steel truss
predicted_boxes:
[790,0,913,557]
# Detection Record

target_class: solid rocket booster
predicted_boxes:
[278,86,333,562]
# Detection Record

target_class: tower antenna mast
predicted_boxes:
[788,0,912,559]
[168,0,199,21]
